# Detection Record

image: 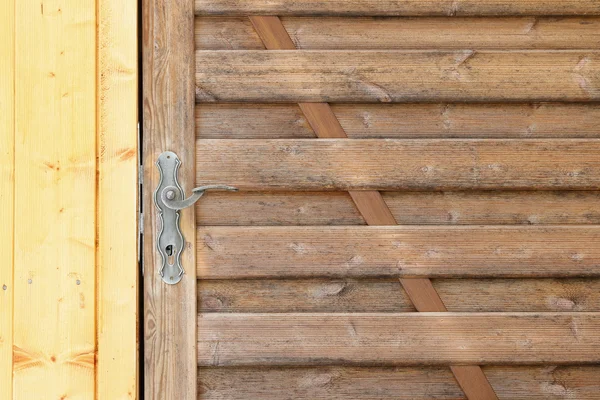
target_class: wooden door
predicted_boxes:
[144,1,600,399]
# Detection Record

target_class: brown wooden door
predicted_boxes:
[144,1,600,399]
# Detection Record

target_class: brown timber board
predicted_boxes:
[197,17,600,50]
[198,365,600,399]
[199,278,600,313]
[196,191,600,226]
[143,0,197,398]
[196,139,600,191]
[197,313,600,366]
[197,226,600,279]
[195,0,600,16]
[195,51,600,103]
[195,103,600,139]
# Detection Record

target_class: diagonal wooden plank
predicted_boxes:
[249,16,295,49]
[250,15,498,400]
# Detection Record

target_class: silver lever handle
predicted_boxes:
[161,184,238,211]
[154,151,237,285]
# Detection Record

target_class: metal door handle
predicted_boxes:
[154,151,237,284]
[161,184,238,211]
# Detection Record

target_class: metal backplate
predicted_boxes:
[154,151,185,284]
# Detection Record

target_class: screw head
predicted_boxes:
[166,190,175,200]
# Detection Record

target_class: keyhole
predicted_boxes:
[166,244,175,266]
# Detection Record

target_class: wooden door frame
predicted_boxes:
[142,0,197,398]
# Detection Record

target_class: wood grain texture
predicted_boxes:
[197,313,600,366]
[198,365,600,399]
[256,10,497,389]
[382,191,600,225]
[195,103,600,139]
[348,191,397,225]
[196,191,600,226]
[195,0,600,16]
[197,17,600,50]
[197,191,365,225]
[197,139,600,190]
[399,278,447,311]
[196,50,600,103]
[97,0,138,398]
[13,1,96,398]
[0,1,14,398]
[301,99,496,394]
[197,226,600,278]
[143,0,197,398]
[451,366,499,400]
[194,9,600,400]
[299,103,348,138]
[199,278,600,313]
[248,16,295,49]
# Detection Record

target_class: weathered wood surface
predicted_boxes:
[195,0,600,16]
[196,191,600,226]
[143,0,197,398]
[0,1,13,398]
[192,5,600,400]
[196,103,600,139]
[196,51,600,102]
[197,17,600,50]
[13,1,97,398]
[199,278,600,313]
[97,0,138,397]
[197,226,600,278]
[197,365,600,399]
[197,139,600,190]
[197,313,600,366]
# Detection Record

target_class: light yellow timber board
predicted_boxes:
[97,0,138,398]
[0,1,15,399]
[13,1,97,399]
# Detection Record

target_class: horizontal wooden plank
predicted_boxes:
[198,365,600,399]
[196,18,264,50]
[196,103,600,139]
[382,191,600,225]
[198,278,600,313]
[197,191,365,225]
[197,139,600,190]
[198,313,600,366]
[195,0,600,16]
[196,17,600,50]
[197,191,600,225]
[196,51,600,102]
[197,226,600,278]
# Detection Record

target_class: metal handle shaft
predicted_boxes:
[161,184,238,211]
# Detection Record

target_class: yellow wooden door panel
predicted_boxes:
[1,0,138,398]
[0,1,15,398]
[97,0,139,398]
